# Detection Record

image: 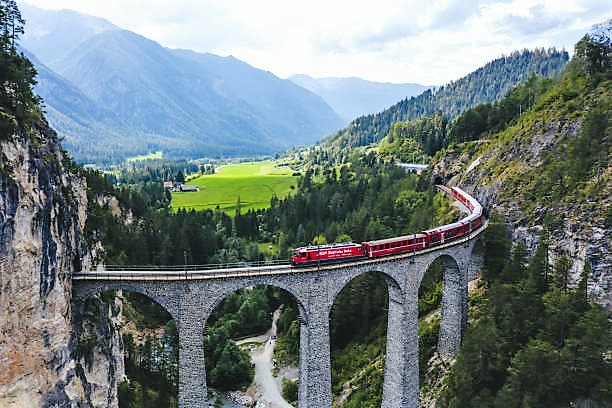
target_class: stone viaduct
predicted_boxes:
[72,227,485,408]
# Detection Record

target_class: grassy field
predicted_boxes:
[126,151,163,162]
[170,161,299,213]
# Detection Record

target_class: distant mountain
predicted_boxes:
[19,3,117,68]
[26,50,176,163]
[18,5,343,163]
[325,49,569,160]
[290,74,431,122]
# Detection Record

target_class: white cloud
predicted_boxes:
[18,0,612,84]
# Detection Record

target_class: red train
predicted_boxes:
[291,186,484,266]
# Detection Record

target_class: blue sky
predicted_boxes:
[20,0,611,84]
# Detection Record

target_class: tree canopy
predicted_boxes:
[0,0,40,136]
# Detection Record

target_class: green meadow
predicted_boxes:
[126,151,163,162]
[170,161,299,213]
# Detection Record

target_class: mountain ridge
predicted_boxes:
[18,4,344,163]
[324,48,570,162]
[289,74,432,122]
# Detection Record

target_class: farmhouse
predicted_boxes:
[179,184,199,192]
[165,181,199,192]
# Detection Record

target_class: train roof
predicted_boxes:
[422,221,466,234]
[463,212,482,221]
[363,233,426,246]
[452,186,482,213]
[293,242,361,252]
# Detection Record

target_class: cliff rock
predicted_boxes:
[434,113,610,308]
[0,124,124,407]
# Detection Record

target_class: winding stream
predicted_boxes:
[224,307,295,408]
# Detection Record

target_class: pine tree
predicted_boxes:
[481,213,512,283]
[0,0,24,47]
[0,1,40,135]
[500,242,528,283]
[525,232,549,293]
[552,255,573,292]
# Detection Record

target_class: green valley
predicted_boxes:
[170,161,300,213]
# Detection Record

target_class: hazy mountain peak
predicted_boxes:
[21,5,343,163]
[290,74,432,122]
[19,2,118,67]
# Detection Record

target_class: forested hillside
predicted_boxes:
[438,219,610,407]
[418,26,610,406]
[324,48,568,163]
[432,24,611,306]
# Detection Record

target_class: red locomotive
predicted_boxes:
[291,186,484,266]
[291,242,365,266]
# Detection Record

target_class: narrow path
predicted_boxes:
[249,308,293,408]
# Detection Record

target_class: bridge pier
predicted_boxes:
[178,301,208,408]
[381,284,421,407]
[298,315,310,408]
[437,254,469,358]
[300,300,333,407]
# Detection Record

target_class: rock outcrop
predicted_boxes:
[433,115,610,308]
[0,124,124,407]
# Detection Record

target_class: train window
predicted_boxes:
[430,235,439,242]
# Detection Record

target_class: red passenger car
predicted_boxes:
[423,221,470,246]
[291,242,366,266]
[290,185,485,267]
[362,234,427,257]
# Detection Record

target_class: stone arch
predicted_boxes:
[71,283,180,407]
[328,265,404,311]
[469,237,485,285]
[328,267,404,406]
[72,282,179,322]
[417,251,461,286]
[418,253,467,358]
[203,277,308,325]
[201,278,307,404]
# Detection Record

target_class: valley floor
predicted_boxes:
[223,308,297,408]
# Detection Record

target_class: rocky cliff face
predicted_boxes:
[72,293,126,408]
[0,124,124,407]
[433,114,610,308]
